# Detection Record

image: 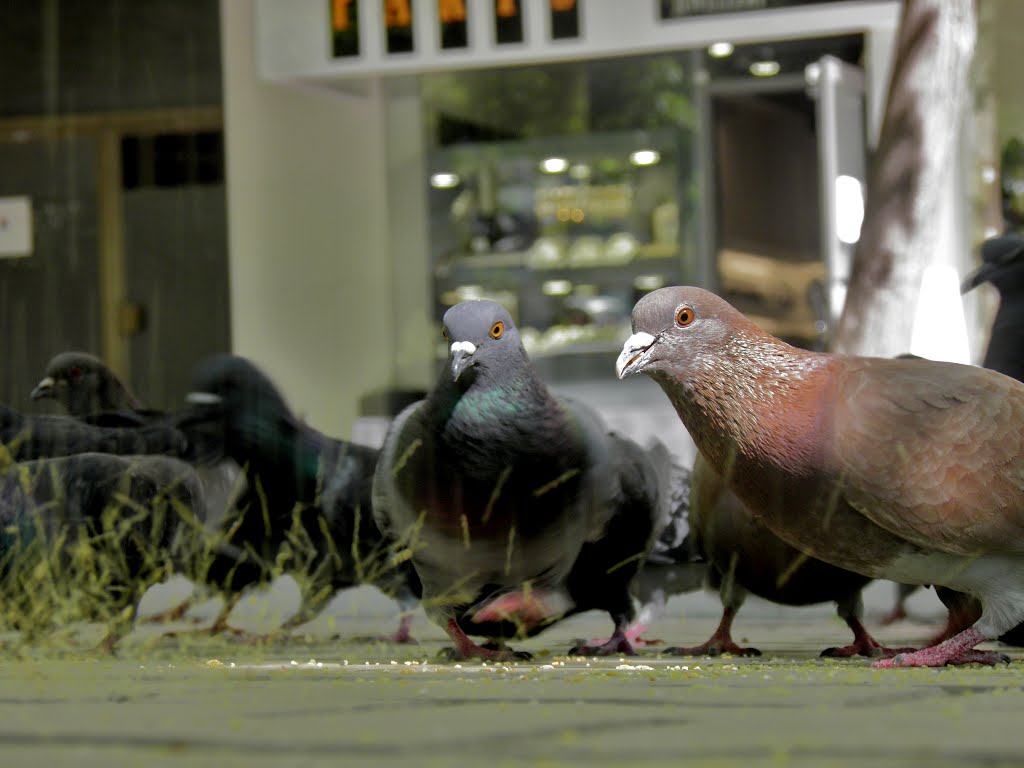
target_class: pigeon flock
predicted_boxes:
[3,236,1024,668]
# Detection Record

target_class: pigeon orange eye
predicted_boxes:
[489,321,504,339]
[675,306,695,327]
[69,366,82,378]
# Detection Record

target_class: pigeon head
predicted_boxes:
[960,236,1024,295]
[616,287,759,382]
[31,351,138,416]
[187,355,291,419]
[441,300,526,386]
[185,354,296,456]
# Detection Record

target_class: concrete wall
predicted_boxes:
[220,0,393,436]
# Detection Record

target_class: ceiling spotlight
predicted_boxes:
[629,150,661,167]
[542,279,573,296]
[569,164,591,180]
[540,157,569,174]
[430,172,460,189]
[633,274,666,291]
[749,60,780,77]
[835,175,864,245]
[708,42,734,58]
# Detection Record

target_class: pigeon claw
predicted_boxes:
[820,641,917,659]
[438,645,531,662]
[569,635,637,657]
[443,618,530,662]
[870,627,1010,667]
[874,649,1012,668]
[665,641,762,658]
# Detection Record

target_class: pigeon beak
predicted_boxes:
[185,391,224,407]
[450,341,477,382]
[960,263,997,294]
[30,376,56,401]
[616,332,657,379]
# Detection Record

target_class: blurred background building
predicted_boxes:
[0,0,1020,442]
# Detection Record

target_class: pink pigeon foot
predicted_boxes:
[580,623,663,649]
[569,627,637,657]
[666,637,761,657]
[821,615,916,658]
[469,589,564,635]
[373,613,418,645]
[441,619,531,662]
[664,606,761,657]
[873,627,1011,668]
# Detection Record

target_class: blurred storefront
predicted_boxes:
[3,1,1020,440]
[254,0,899,390]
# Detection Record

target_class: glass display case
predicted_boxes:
[424,70,697,378]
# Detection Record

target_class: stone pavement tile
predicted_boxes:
[1,612,1023,767]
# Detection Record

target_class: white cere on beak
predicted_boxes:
[185,391,224,406]
[450,341,477,356]
[616,332,657,379]
[37,376,55,389]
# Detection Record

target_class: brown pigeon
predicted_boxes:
[617,285,1024,667]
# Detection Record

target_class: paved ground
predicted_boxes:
[2,582,1024,767]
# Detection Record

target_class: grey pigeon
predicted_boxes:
[373,299,660,661]
[0,452,207,649]
[179,354,420,641]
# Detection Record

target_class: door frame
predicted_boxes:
[0,107,222,379]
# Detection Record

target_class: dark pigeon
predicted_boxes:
[373,299,660,661]
[962,236,1024,385]
[30,352,160,426]
[0,453,207,648]
[617,285,1024,667]
[28,350,243,532]
[2,403,186,463]
[180,354,421,641]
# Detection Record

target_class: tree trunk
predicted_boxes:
[832,0,976,356]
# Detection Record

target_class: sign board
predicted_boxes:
[658,0,856,19]
[0,197,33,258]
[256,0,899,85]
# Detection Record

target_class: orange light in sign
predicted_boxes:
[385,0,412,27]
[496,0,518,18]
[439,0,467,23]
[332,0,354,30]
